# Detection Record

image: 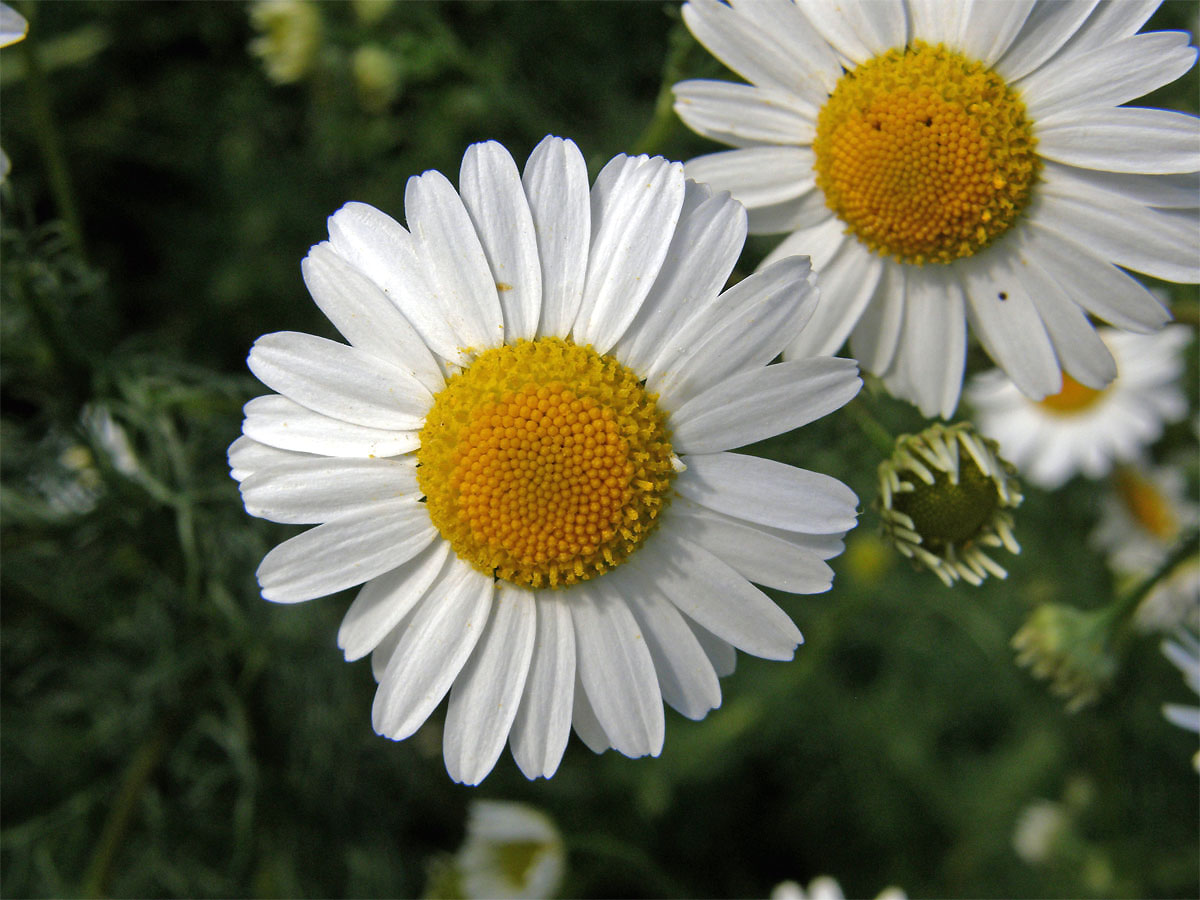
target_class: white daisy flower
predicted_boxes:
[674,0,1199,417]
[1161,627,1200,771]
[771,876,906,900]
[965,326,1191,489]
[0,2,28,47]
[455,800,565,900]
[230,136,861,785]
[1090,461,1198,579]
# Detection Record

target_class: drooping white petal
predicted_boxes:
[523,135,591,339]
[675,451,859,536]
[574,155,686,354]
[783,238,884,359]
[257,503,437,604]
[301,242,445,394]
[687,618,737,678]
[961,249,1062,400]
[1021,31,1198,120]
[443,583,537,785]
[338,540,452,662]
[885,270,968,419]
[612,181,746,376]
[239,456,419,524]
[673,79,815,147]
[683,146,816,210]
[248,332,432,430]
[510,593,576,780]
[570,581,665,759]
[459,141,542,342]
[670,357,861,455]
[325,201,463,364]
[228,435,314,483]
[649,256,818,410]
[570,673,612,754]
[371,558,494,739]
[613,567,722,720]
[242,395,419,458]
[848,263,906,375]
[634,530,802,661]
[1037,107,1200,175]
[670,500,837,595]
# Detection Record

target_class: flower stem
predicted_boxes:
[632,16,695,156]
[1108,528,1200,626]
[845,396,897,456]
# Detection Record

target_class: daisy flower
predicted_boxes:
[771,876,906,900]
[1089,461,1198,580]
[674,0,1199,417]
[454,800,565,900]
[230,136,861,784]
[1161,626,1200,771]
[965,326,1191,489]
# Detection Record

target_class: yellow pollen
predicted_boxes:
[1038,373,1106,415]
[1114,467,1179,541]
[813,41,1040,265]
[416,338,675,589]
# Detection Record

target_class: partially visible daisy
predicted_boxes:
[1134,554,1200,635]
[1090,462,1198,579]
[966,326,1191,489]
[675,0,1199,417]
[455,800,565,900]
[771,876,906,900]
[1012,799,1069,865]
[0,1,28,185]
[1161,627,1200,771]
[231,137,861,784]
[248,0,322,85]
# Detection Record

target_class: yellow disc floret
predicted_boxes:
[417,337,675,589]
[813,40,1039,265]
[1038,373,1106,415]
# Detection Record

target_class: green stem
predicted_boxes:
[845,396,896,456]
[632,17,695,156]
[1107,528,1199,627]
[17,4,85,258]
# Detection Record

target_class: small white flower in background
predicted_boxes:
[674,0,1198,418]
[1134,555,1200,636]
[966,326,1191,490]
[1162,627,1200,772]
[454,800,565,900]
[771,876,906,900]
[1012,799,1069,865]
[248,0,322,85]
[0,2,27,47]
[231,136,862,784]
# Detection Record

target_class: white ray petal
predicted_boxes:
[673,79,815,147]
[510,593,576,780]
[242,395,419,458]
[683,146,816,210]
[228,435,314,483]
[239,456,418,524]
[1037,107,1200,175]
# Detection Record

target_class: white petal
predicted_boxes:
[405,169,505,352]
[371,558,494,739]
[574,155,686,353]
[908,0,971,50]
[1051,168,1200,209]
[248,332,432,430]
[961,249,1061,400]
[745,186,833,235]
[460,141,542,342]
[633,530,802,661]
[995,0,1098,81]
[613,567,722,720]
[570,673,611,754]
[727,0,844,95]
[794,0,907,64]
[1056,0,1157,58]
[1021,31,1198,120]
[242,394,419,458]
[326,201,464,364]
[683,146,816,210]
[612,181,746,375]
[510,593,576,780]
[675,451,859,535]
[301,242,444,394]
[670,357,861,455]
[338,539,452,661]
[848,262,906,375]
[570,581,665,759]
[523,136,591,338]
[671,500,837,595]
[885,271,967,419]
[783,239,884,359]
[683,0,839,95]
[648,256,818,411]
[956,0,1036,65]
[1037,107,1200,175]
[687,619,737,678]
[239,456,418,524]
[444,583,537,785]
[673,80,815,147]
[228,435,314,483]
[1020,220,1171,332]
[257,502,437,603]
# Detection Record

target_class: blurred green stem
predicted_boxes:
[1107,527,1199,627]
[845,396,896,456]
[17,3,86,258]
[632,16,695,156]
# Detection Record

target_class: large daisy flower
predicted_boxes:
[965,325,1190,489]
[229,136,861,784]
[674,0,1199,417]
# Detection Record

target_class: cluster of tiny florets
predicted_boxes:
[814,41,1039,265]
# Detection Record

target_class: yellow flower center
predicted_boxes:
[1038,373,1106,414]
[813,41,1039,265]
[1114,467,1179,541]
[416,338,675,589]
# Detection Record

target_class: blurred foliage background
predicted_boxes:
[1,2,1197,898]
